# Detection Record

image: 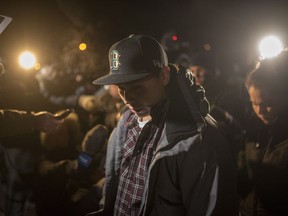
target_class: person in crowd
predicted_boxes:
[88,34,238,216]
[0,15,63,137]
[0,14,68,215]
[35,63,98,111]
[189,55,246,159]
[34,112,109,216]
[237,51,288,216]
[189,64,206,85]
[0,110,68,216]
[78,85,126,132]
[188,52,221,104]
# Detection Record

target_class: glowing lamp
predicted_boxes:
[18,51,37,70]
[79,43,87,51]
[258,36,284,59]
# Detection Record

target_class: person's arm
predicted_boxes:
[0,109,62,137]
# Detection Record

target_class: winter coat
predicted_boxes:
[87,64,238,216]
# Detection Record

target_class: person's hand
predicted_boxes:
[33,111,62,133]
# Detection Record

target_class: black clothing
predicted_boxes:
[238,113,288,216]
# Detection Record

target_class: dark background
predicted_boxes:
[1,0,288,79]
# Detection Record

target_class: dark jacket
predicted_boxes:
[88,64,238,216]
[238,113,288,216]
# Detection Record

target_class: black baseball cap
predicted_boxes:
[93,34,168,85]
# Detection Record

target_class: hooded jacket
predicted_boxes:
[87,64,238,216]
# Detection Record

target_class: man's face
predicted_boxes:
[248,85,281,125]
[189,65,206,86]
[116,71,168,118]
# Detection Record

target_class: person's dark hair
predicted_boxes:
[245,51,288,97]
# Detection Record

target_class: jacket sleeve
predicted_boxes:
[0,109,36,137]
[157,141,219,216]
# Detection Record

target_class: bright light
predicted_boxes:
[258,36,284,59]
[79,43,87,51]
[18,51,37,69]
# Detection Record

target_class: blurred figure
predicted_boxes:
[78,85,125,131]
[0,14,65,216]
[0,111,65,216]
[33,111,82,216]
[34,112,109,216]
[0,15,63,137]
[36,64,125,134]
[189,57,246,158]
[189,65,207,86]
[238,51,288,216]
[35,62,100,135]
[188,51,221,104]
[36,63,98,111]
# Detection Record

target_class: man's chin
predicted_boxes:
[130,107,150,117]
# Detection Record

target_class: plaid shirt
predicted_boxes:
[114,100,168,216]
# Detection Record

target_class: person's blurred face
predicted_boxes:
[248,85,281,125]
[117,67,170,118]
[189,65,206,86]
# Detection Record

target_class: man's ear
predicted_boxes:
[162,66,170,86]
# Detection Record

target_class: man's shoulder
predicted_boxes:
[202,114,232,151]
[114,109,135,133]
[204,114,225,134]
[119,109,134,123]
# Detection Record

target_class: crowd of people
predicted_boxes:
[1,17,288,216]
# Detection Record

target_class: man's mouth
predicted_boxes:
[128,105,150,116]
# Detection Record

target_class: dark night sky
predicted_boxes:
[1,0,288,78]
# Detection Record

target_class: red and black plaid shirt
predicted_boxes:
[114,100,168,216]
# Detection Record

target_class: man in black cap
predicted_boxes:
[89,34,238,216]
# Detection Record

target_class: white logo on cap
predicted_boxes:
[111,50,120,70]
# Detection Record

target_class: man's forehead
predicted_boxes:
[249,85,275,101]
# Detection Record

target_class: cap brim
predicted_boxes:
[93,72,151,85]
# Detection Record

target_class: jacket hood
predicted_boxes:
[165,64,210,144]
